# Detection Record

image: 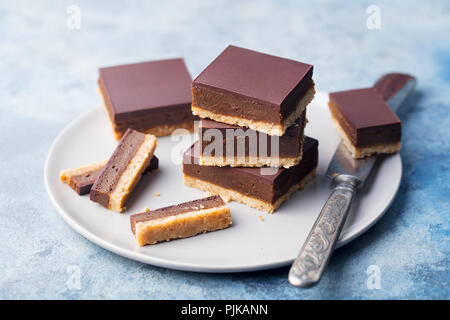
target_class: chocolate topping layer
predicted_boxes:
[99,58,192,123]
[329,88,401,147]
[192,45,313,123]
[183,137,318,204]
[90,129,146,207]
[198,114,306,158]
[130,195,226,234]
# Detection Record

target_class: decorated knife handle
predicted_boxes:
[288,175,359,287]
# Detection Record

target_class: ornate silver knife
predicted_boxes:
[288,73,417,287]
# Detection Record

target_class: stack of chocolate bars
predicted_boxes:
[183,46,319,213]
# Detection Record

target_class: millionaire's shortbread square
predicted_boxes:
[183,137,318,213]
[198,112,306,168]
[192,45,315,136]
[99,58,195,140]
[329,88,401,158]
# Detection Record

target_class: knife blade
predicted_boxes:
[288,73,416,287]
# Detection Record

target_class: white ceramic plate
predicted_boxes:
[44,92,401,272]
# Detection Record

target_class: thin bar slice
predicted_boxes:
[130,196,232,246]
[90,128,157,212]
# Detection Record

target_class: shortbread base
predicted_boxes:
[112,121,194,140]
[198,154,302,168]
[183,168,316,214]
[141,121,194,137]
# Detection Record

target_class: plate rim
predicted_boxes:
[44,92,402,273]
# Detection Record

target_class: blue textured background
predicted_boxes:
[0,0,449,299]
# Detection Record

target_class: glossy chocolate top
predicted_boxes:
[99,58,192,122]
[329,88,400,130]
[193,45,313,107]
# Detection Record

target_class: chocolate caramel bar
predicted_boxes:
[130,196,232,246]
[183,137,318,213]
[90,129,157,212]
[60,156,158,195]
[192,45,315,136]
[329,88,401,158]
[198,113,306,168]
[99,58,195,140]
